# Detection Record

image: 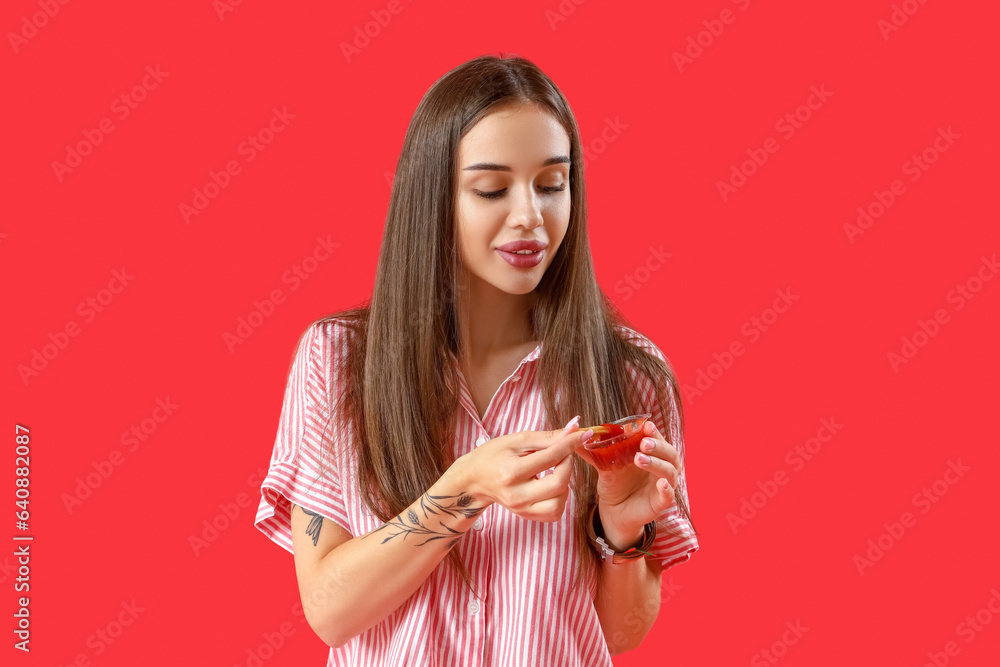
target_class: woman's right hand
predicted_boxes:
[446,416,593,523]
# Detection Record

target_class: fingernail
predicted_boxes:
[642,438,655,451]
[562,415,581,433]
[579,428,594,441]
[636,453,651,464]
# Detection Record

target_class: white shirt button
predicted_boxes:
[475,435,488,446]
[468,599,480,614]
[472,517,484,531]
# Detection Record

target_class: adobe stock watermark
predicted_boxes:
[581,116,628,171]
[179,106,295,224]
[750,619,809,667]
[614,246,672,300]
[843,126,960,243]
[682,288,799,405]
[213,0,246,20]
[61,397,180,514]
[188,467,266,556]
[233,619,297,667]
[7,0,71,54]
[544,0,588,31]
[726,417,843,534]
[17,267,135,386]
[878,0,932,41]
[340,0,417,64]
[55,599,145,667]
[672,0,754,73]
[921,587,1000,667]
[853,458,971,576]
[0,555,17,585]
[51,66,169,182]
[235,589,342,667]
[222,235,339,353]
[716,85,833,202]
[887,254,997,372]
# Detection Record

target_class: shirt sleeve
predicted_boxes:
[623,329,700,572]
[254,319,354,555]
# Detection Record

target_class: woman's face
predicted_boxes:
[454,102,572,297]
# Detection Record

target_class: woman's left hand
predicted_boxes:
[575,420,681,550]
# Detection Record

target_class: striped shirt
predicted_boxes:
[254,317,699,666]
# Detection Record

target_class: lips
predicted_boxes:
[497,240,547,253]
[496,240,547,268]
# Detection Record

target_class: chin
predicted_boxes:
[491,278,541,296]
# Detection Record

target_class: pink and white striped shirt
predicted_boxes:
[254,317,699,666]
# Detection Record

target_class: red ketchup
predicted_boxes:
[582,414,651,471]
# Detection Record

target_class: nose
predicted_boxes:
[508,183,544,229]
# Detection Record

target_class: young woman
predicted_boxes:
[254,53,699,666]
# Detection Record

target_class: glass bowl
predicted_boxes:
[582,413,652,471]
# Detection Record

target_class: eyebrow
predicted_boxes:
[462,155,571,172]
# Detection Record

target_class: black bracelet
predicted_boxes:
[587,505,657,564]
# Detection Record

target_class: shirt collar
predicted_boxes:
[447,341,544,367]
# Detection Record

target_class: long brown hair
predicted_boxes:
[318,54,697,591]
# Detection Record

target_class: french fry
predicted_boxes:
[577,424,623,437]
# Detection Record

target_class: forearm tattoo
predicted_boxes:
[295,505,324,546]
[365,493,485,549]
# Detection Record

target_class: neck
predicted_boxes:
[455,273,536,365]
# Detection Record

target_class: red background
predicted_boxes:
[5,0,999,665]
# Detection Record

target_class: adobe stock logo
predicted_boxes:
[682,288,799,405]
[581,116,628,170]
[878,0,932,41]
[339,0,417,64]
[17,268,135,386]
[716,85,833,202]
[843,126,960,244]
[61,397,179,515]
[922,587,1000,667]
[852,459,971,576]
[887,255,996,373]
[55,599,145,666]
[223,236,339,353]
[545,0,587,31]
[614,246,672,300]
[188,467,266,556]
[51,66,169,182]
[671,0,754,73]
[7,0,71,54]
[750,619,809,667]
[179,107,295,224]
[726,417,843,534]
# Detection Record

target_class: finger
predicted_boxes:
[633,450,681,487]
[638,436,679,468]
[521,427,592,472]
[561,415,582,435]
[643,421,672,446]
[522,495,569,523]
[544,451,574,486]
[652,477,676,514]
[520,469,570,506]
[513,415,580,455]
[573,443,598,470]
[534,443,575,480]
